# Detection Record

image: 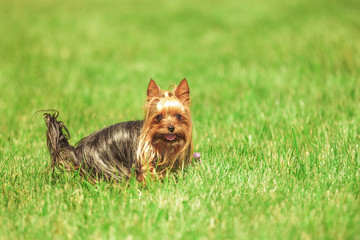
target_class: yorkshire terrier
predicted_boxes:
[43,79,193,182]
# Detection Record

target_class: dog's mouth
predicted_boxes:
[153,133,184,143]
[164,134,177,141]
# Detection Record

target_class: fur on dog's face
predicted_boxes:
[143,79,192,150]
[136,78,193,181]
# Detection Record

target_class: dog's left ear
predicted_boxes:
[147,79,161,101]
[174,78,190,105]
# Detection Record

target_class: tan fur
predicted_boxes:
[136,79,193,182]
[42,79,193,183]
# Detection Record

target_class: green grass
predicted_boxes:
[1,0,360,239]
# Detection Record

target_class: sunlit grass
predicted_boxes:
[0,0,359,239]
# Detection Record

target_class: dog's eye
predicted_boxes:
[156,114,163,121]
[175,114,182,120]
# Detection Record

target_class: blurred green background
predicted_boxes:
[0,0,359,239]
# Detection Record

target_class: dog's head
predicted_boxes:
[143,79,192,150]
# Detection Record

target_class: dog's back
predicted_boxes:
[44,111,143,182]
[75,120,143,180]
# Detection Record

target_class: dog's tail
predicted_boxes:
[43,111,79,172]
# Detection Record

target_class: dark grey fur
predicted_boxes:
[44,111,143,181]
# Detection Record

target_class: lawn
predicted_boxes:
[0,0,359,239]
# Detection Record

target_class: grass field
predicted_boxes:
[1,0,360,239]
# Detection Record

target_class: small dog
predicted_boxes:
[43,79,193,182]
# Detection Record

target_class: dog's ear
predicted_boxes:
[147,79,161,101]
[174,78,190,105]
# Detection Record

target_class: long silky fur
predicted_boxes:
[44,112,77,172]
[44,112,143,182]
[42,79,193,182]
[136,96,193,177]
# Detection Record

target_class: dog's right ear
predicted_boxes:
[147,79,161,101]
[174,78,190,105]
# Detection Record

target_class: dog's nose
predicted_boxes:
[168,125,175,133]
